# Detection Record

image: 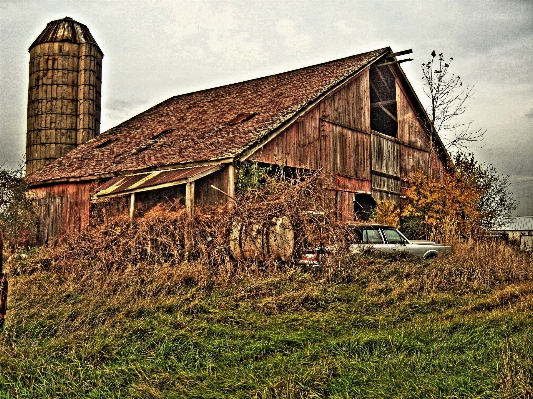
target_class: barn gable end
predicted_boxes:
[249,57,448,220]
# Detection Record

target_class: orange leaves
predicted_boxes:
[402,167,485,243]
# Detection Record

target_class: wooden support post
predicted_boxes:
[186,180,195,220]
[185,181,195,258]
[129,193,135,220]
[0,231,7,328]
[227,164,235,209]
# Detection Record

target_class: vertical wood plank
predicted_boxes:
[129,193,135,220]
[185,181,195,257]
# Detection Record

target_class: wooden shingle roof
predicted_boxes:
[26,48,389,185]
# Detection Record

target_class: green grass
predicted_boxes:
[1,251,532,398]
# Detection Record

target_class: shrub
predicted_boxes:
[0,166,37,248]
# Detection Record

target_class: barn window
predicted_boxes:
[354,193,376,221]
[370,63,397,137]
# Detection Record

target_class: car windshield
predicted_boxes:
[381,228,404,244]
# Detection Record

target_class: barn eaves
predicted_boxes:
[93,165,222,200]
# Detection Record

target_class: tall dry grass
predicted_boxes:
[5,173,532,302]
[9,225,532,306]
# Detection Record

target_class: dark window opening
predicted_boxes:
[236,161,317,193]
[264,164,317,184]
[370,63,398,137]
[94,138,115,149]
[136,185,185,215]
[354,193,376,221]
[228,112,256,125]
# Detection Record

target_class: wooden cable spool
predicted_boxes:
[230,216,294,261]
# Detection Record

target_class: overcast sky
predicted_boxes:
[1,0,532,215]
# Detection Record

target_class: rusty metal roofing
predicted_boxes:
[26,47,390,185]
[94,165,220,198]
[29,17,103,54]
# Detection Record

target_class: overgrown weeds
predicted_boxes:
[1,175,532,398]
[7,174,533,300]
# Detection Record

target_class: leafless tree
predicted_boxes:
[422,51,485,150]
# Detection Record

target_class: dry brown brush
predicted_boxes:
[9,173,349,295]
[335,239,533,302]
[7,172,533,302]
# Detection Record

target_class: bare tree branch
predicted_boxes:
[421,51,485,151]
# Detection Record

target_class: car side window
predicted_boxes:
[364,229,383,244]
[382,229,404,244]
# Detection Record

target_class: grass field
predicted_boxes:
[1,236,532,398]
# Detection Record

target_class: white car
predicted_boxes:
[299,224,452,266]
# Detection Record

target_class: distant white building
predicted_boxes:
[492,216,533,251]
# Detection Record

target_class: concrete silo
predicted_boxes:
[26,17,103,174]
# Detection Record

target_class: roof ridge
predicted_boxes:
[170,47,391,100]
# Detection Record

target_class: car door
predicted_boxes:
[359,227,386,253]
[378,227,406,254]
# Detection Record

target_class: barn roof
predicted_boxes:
[27,47,408,185]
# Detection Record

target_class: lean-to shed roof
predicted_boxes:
[26,48,395,185]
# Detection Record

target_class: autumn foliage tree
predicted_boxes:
[402,153,516,243]
[370,200,400,228]
[0,166,37,248]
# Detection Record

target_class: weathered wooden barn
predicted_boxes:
[25,46,450,243]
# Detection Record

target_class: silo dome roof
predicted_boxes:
[29,16,103,55]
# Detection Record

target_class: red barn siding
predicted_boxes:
[31,181,97,243]
[430,149,447,181]
[400,146,429,178]
[195,167,233,206]
[371,133,401,201]
[319,68,370,132]
[252,65,449,219]
[251,71,373,221]
[252,70,371,172]
[397,82,431,152]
